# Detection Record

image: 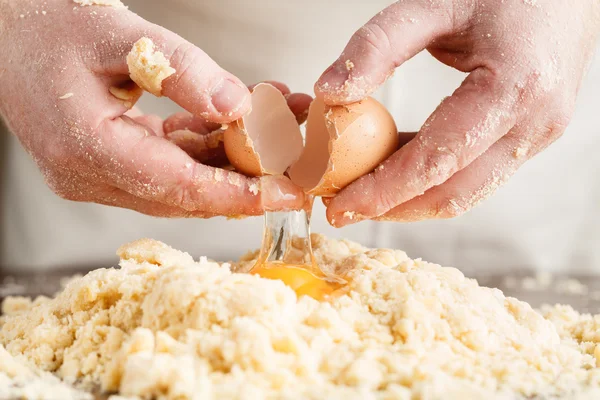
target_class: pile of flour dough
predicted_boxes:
[2,235,600,400]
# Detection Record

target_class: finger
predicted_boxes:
[165,129,228,167]
[162,89,312,134]
[315,0,471,104]
[95,187,218,218]
[164,112,221,135]
[286,93,313,124]
[397,131,418,148]
[158,35,251,122]
[322,130,416,210]
[326,69,517,227]
[132,114,165,136]
[247,81,312,122]
[155,30,251,122]
[103,20,251,122]
[95,116,305,216]
[163,91,313,163]
[248,81,290,95]
[162,112,228,166]
[163,112,226,166]
[321,131,416,210]
[375,126,542,222]
[124,106,144,118]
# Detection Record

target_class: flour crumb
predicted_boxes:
[59,93,74,100]
[248,182,259,195]
[513,146,528,158]
[343,211,355,220]
[214,168,225,182]
[523,0,539,6]
[345,60,354,71]
[126,37,176,97]
[73,0,126,7]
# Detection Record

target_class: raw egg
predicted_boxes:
[224,83,397,300]
[251,262,345,300]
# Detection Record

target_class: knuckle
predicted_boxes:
[513,65,567,107]
[354,23,393,62]
[165,182,197,211]
[376,185,402,214]
[170,42,207,90]
[422,146,462,185]
[541,114,569,142]
[549,111,571,132]
[438,197,468,219]
[549,102,574,129]
[164,164,206,211]
[536,101,574,143]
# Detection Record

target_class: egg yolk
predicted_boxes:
[251,263,346,300]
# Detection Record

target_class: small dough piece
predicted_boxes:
[126,38,176,97]
[73,0,125,7]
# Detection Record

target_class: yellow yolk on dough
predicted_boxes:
[251,263,344,300]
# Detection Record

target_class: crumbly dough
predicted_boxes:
[2,235,600,399]
[126,38,176,97]
[0,346,91,400]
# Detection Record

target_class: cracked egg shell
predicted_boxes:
[224,83,304,177]
[288,97,398,197]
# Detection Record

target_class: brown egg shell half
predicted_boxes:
[223,83,304,177]
[288,97,398,196]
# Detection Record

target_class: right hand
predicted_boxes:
[0,0,310,218]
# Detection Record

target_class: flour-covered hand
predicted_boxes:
[316,0,600,226]
[0,0,309,218]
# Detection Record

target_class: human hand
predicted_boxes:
[0,0,310,218]
[316,0,600,227]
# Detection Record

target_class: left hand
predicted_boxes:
[316,0,600,227]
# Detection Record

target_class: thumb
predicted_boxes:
[315,1,468,105]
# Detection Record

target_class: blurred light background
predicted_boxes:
[1,0,599,278]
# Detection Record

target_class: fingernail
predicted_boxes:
[317,64,349,93]
[259,176,305,211]
[211,79,249,115]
